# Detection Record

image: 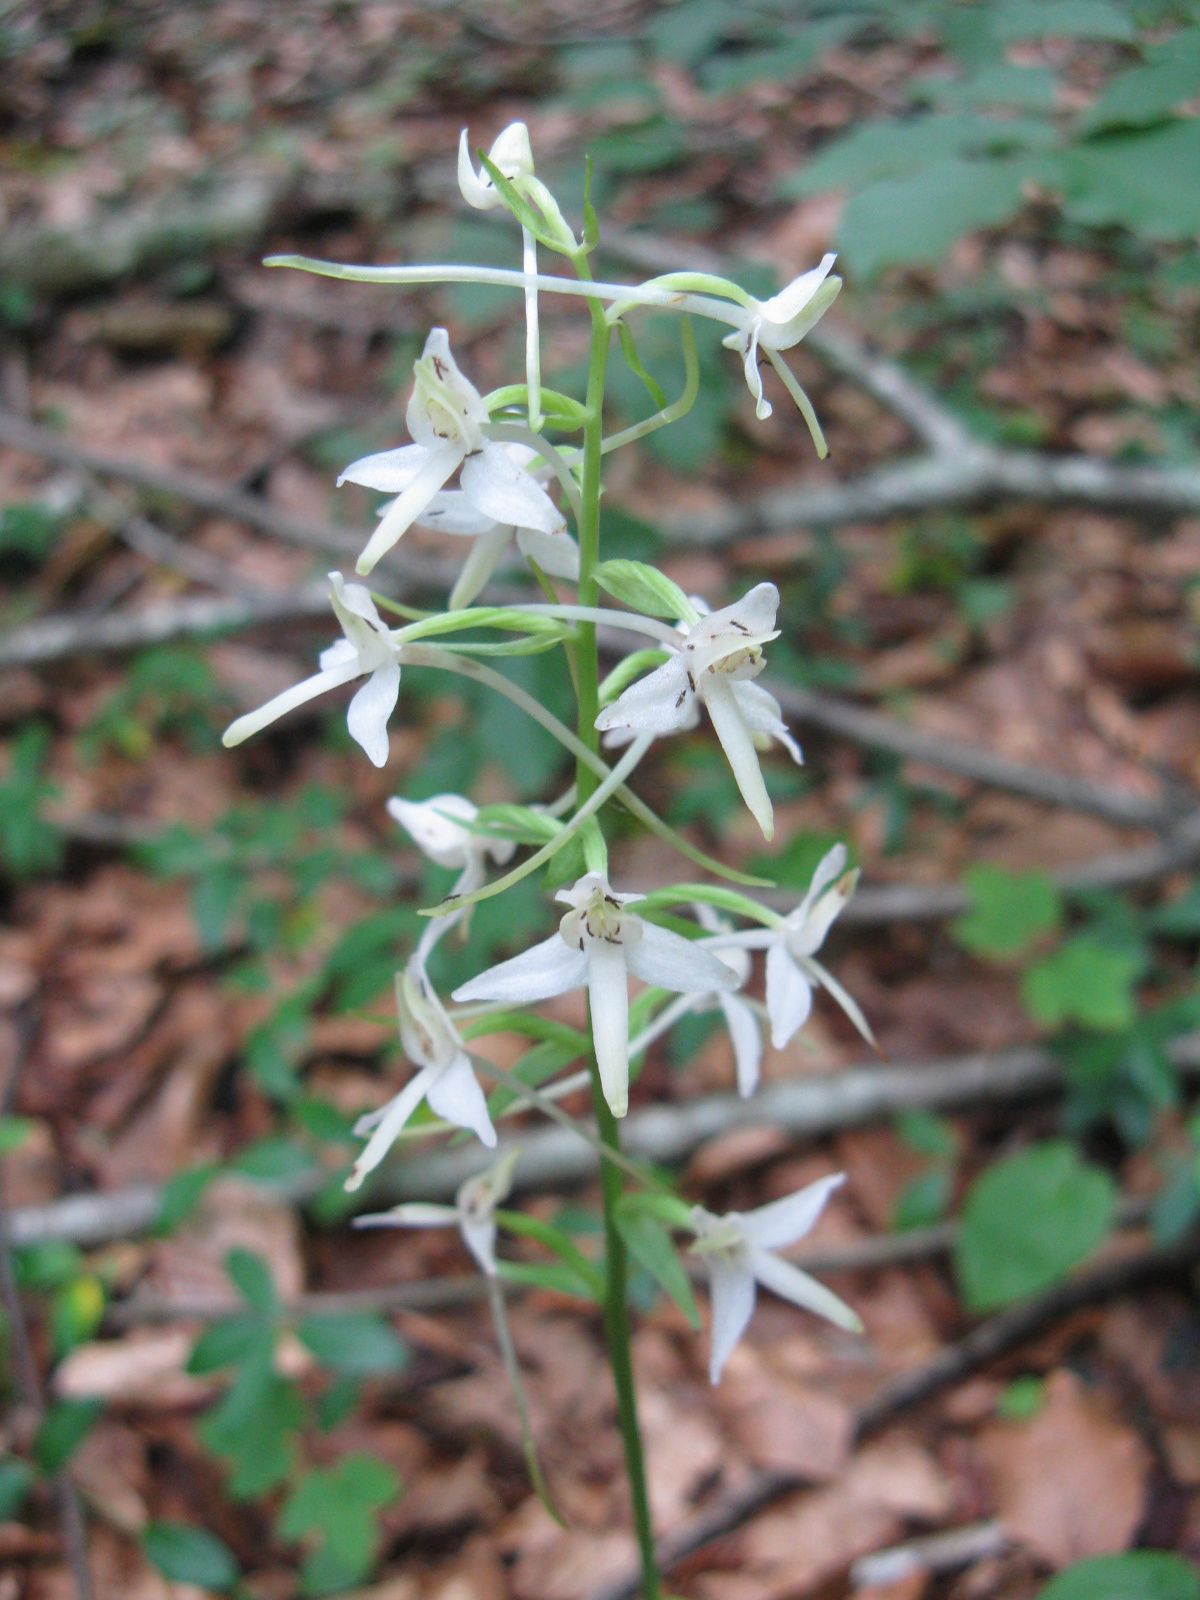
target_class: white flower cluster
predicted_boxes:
[221,121,866,1387]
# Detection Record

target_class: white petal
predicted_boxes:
[739,320,770,420]
[625,921,739,996]
[338,443,430,492]
[594,655,695,741]
[461,442,565,535]
[427,1052,496,1147]
[760,254,838,341]
[449,522,515,610]
[222,661,360,749]
[319,637,359,672]
[345,1067,437,1190]
[704,677,774,840]
[452,935,588,1005]
[488,121,535,179]
[715,582,780,641]
[719,992,762,1098]
[357,442,463,575]
[742,1173,845,1251]
[354,1203,458,1229]
[801,955,877,1050]
[387,794,476,867]
[792,872,857,959]
[765,941,813,1049]
[458,128,498,209]
[347,661,400,768]
[416,490,501,537]
[706,1259,757,1384]
[795,842,848,924]
[730,681,802,765]
[516,525,580,581]
[750,1246,862,1333]
[588,942,630,1118]
[460,1215,498,1274]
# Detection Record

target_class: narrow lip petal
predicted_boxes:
[718,992,763,1098]
[587,941,630,1118]
[222,660,361,749]
[729,680,803,766]
[356,442,465,575]
[448,521,515,611]
[344,1065,438,1190]
[354,1202,459,1229]
[703,676,774,840]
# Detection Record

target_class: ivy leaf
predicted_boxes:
[1021,936,1144,1032]
[197,1353,302,1498]
[278,1454,400,1597]
[955,1141,1115,1312]
[952,866,1062,962]
[296,1314,409,1376]
[142,1523,240,1592]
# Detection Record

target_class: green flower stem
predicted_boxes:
[574,246,662,1600]
[592,1076,662,1600]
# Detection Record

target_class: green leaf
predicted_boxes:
[0,722,63,878]
[839,156,1029,278]
[614,1202,700,1328]
[615,320,668,409]
[892,1168,952,1232]
[996,1374,1044,1420]
[278,1454,400,1597]
[155,1163,219,1233]
[470,803,563,848]
[495,1259,601,1301]
[35,1398,103,1474]
[225,1249,276,1313]
[1084,28,1200,132]
[142,1523,240,1591]
[51,1274,105,1357]
[952,866,1062,962]
[955,1141,1115,1312]
[1152,883,1200,937]
[1059,120,1200,241]
[1039,1552,1200,1600]
[594,559,697,624]
[1021,936,1144,1032]
[494,1209,605,1297]
[187,1313,273,1375]
[0,1457,33,1519]
[0,1114,36,1154]
[197,1354,301,1498]
[296,1314,408,1375]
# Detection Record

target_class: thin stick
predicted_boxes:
[14,1035,1200,1251]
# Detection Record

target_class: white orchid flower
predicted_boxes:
[354,1147,520,1276]
[690,1173,862,1383]
[722,254,841,438]
[412,442,580,609]
[387,792,516,897]
[222,573,402,768]
[695,904,763,1098]
[339,329,566,576]
[452,872,739,1119]
[594,583,801,840]
[711,843,870,1052]
[346,932,496,1192]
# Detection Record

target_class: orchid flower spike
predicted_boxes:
[690,1173,862,1383]
[452,872,739,1118]
[354,1147,520,1276]
[338,330,566,576]
[694,903,763,1098]
[387,792,516,898]
[595,583,801,840]
[346,937,496,1192]
[458,120,576,249]
[222,573,401,767]
[412,442,580,610]
[722,254,841,441]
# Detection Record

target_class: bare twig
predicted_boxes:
[584,1225,1200,1600]
[852,1522,1009,1588]
[600,227,1200,533]
[11,1035,1200,1250]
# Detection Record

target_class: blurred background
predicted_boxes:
[1,3,1199,1598]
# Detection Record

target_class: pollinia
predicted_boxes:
[223,123,872,1596]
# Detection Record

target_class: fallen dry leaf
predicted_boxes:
[975,1367,1149,1569]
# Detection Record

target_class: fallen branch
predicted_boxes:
[585,1223,1200,1600]
[11,1035,1200,1250]
[601,227,1200,534]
